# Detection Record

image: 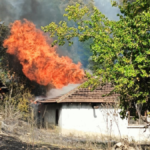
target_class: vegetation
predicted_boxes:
[0,0,94,118]
[42,0,150,118]
[58,0,94,67]
[0,22,33,119]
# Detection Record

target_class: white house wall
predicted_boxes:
[59,103,150,142]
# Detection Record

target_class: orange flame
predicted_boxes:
[3,19,85,88]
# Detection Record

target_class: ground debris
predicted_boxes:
[0,134,85,150]
[1,120,150,150]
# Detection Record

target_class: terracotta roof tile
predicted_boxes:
[40,82,119,103]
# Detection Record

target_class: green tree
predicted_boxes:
[42,0,150,118]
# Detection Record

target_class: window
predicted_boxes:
[128,109,147,126]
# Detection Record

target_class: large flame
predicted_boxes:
[3,19,85,88]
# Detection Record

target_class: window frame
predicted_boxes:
[127,111,147,128]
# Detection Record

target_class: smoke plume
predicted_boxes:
[46,84,80,99]
[0,0,121,25]
[0,0,121,97]
[0,0,121,68]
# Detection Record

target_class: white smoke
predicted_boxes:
[46,84,80,99]
[0,0,121,99]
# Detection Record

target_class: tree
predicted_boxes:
[41,0,150,119]
[0,22,34,119]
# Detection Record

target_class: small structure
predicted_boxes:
[37,83,150,142]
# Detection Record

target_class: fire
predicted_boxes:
[3,19,85,88]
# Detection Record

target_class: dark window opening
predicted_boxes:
[56,109,59,125]
[128,108,147,126]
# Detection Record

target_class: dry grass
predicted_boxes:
[1,102,150,150]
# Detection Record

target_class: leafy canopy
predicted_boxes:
[42,0,150,118]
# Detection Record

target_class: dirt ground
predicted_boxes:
[0,119,103,150]
[0,134,65,150]
[0,134,86,150]
[1,120,150,150]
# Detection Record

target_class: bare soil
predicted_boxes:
[1,120,97,150]
[0,134,82,150]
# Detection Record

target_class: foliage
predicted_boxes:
[0,22,33,118]
[0,22,9,67]
[46,0,94,68]
[42,0,150,118]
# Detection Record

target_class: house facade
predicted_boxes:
[37,83,150,142]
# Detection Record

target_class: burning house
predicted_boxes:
[3,19,150,142]
[36,83,150,142]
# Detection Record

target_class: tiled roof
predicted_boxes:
[39,83,119,103]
